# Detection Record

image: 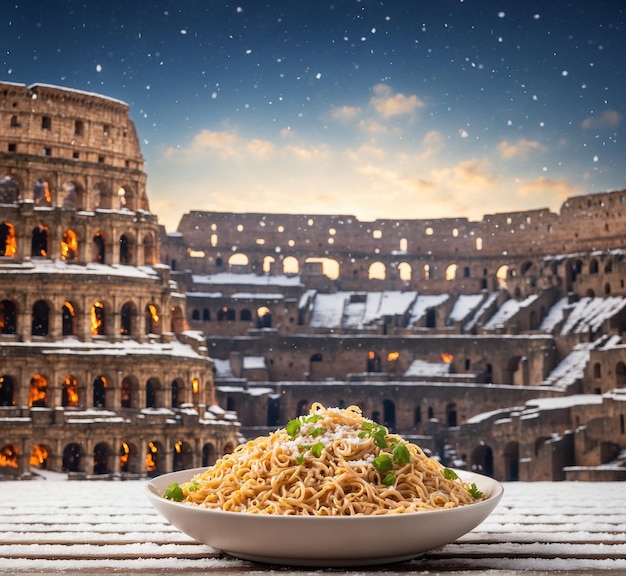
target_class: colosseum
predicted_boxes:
[2,81,626,482]
[0,81,241,479]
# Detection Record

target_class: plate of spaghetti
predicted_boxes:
[146,403,503,566]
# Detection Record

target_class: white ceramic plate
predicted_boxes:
[146,467,503,567]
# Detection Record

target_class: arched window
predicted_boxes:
[145,304,160,334]
[62,375,79,407]
[62,443,81,472]
[257,306,271,328]
[91,302,106,335]
[62,301,76,336]
[93,375,108,408]
[0,175,19,203]
[33,178,51,206]
[0,300,17,334]
[32,300,50,336]
[61,229,78,261]
[31,225,49,257]
[0,222,16,256]
[93,442,110,475]
[119,234,130,264]
[240,308,252,322]
[120,302,135,336]
[0,375,15,406]
[93,232,105,263]
[29,374,48,407]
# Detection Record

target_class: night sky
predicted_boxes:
[3,1,625,231]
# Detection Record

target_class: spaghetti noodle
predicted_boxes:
[166,403,483,515]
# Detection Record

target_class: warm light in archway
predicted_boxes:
[441,353,454,363]
[192,378,200,394]
[30,445,48,466]
[387,352,400,362]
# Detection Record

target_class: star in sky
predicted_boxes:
[3,1,625,231]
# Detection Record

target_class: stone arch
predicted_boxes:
[146,377,162,408]
[32,299,51,336]
[368,261,386,280]
[588,258,599,274]
[145,303,161,335]
[257,306,272,328]
[62,301,77,336]
[0,174,20,203]
[445,263,457,281]
[366,350,382,373]
[31,224,50,257]
[119,441,140,474]
[0,221,17,256]
[143,231,157,265]
[29,374,48,407]
[90,300,107,336]
[0,444,19,474]
[93,441,112,474]
[93,375,109,408]
[121,375,139,408]
[173,440,194,471]
[93,231,106,263]
[240,308,252,322]
[398,261,412,282]
[282,255,299,274]
[0,374,15,406]
[117,185,134,210]
[33,178,52,206]
[61,228,79,261]
[146,440,165,477]
[120,301,137,336]
[496,265,509,290]
[471,443,494,476]
[228,252,249,271]
[62,442,82,473]
[170,377,185,408]
[62,374,79,408]
[119,233,133,265]
[62,180,85,210]
[30,443,51,470]
[0,299,17,334]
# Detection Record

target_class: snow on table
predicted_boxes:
[1,479,625,575]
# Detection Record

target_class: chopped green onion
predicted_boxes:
[469,483,484,499]
[311,441,324,457]
[164,482,184,502]
[286,418,301,438]
[443,468,459,480]
[309,426,327,438]
[373,454,393,473]
[392,443,411,464]
[382,472,396,486]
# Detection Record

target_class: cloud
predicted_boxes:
[164,128,328,162]
[432,159,497,191]
[581,109,622,130]
[330,105,362,121]
[516,177,578,201]
[497,138,547,159]
[369,84,425,119]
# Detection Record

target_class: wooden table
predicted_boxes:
[1,478,625,575]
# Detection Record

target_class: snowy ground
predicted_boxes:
[1,477,625,575]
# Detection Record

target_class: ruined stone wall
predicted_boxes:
[166,189,626,297]
[209,331,556,387]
